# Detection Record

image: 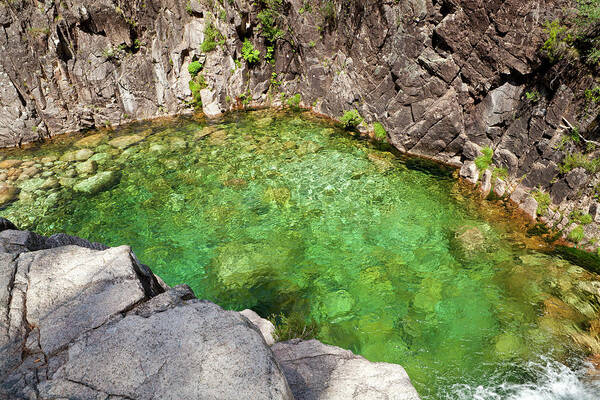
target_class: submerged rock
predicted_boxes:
[73,171,121,194]
[109,134,144,150]
[75,133,106,148]
[0,185,19,207]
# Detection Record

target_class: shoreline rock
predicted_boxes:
[0,221,421,399]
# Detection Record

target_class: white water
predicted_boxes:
[442,359,600,400]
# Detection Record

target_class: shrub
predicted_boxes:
[242,40,260,64]
[269,311,319,342]
[287,93,301,108]
[570,209,593,224]
[474,147,493,171]
[492,167,508,180]
[532,189,551,216]
[187,61,203,77]
[258,7,284,44]
[559,152,600,174]
[541,20,573,63]
[568,225,585,243]
[201,22,225,53]
[188,75,207,110]
[373,122,387,140]
[340,110,363,130]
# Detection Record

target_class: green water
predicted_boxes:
[2,110,600,399]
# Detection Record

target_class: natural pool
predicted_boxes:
[1,110,600,399]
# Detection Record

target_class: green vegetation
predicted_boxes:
[532,189,551,216]
[559,151,600,173]
[287,93,302,108]
[340,110,363,130]
[541,20,573,63]
[242,40,260,64]
[188,73,207,110]
[257,0,284,44]
[570,209,593,224]
[474,147,494,171]
[187,61,203,77]
[269,312,319,342]
[568,224,585,243]
[200,22,225,53]
[491,166,508,181]
[525,90,541,102]
[373,122,387,140]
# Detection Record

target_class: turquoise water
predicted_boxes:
[1,110,600,399]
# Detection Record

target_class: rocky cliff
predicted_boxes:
[0,219,421,400]
[2,0,600,246]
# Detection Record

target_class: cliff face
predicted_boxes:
[2,0,600,246]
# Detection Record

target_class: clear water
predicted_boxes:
[1,110,600,399]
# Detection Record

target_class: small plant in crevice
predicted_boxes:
[269,311,319,342]
[242,40,260,65]
[287,93,301,109]
[568,224,585,243]
[559,152,600,174]
[570,209,593,225]
[188,73,207,110]
[188,60,203,77]
[491,166,508,181]
[340,109,363,131]
[373,122,387,140]
[201,22,225,53]
[525,90,541,102]
[474,147,494,171]
[532,189,551,216]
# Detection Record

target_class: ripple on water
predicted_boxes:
[1,110,600,400]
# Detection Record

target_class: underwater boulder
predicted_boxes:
[73,171,121,195]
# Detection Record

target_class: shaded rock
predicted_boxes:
[272,339,420,400]
[109,134,144,150]
[0,218,17,231]
[73,171,121,195]
[0,229,46,253]
[45,233,109,251]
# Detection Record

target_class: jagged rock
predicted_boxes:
[459,161,479,184]
[494,178,507,198]
[73,171,121,194]
[0,218,17,231]
[462,141,482,160]
[520,196,538,220]
[272,339,421,400]
[480,169,492,197]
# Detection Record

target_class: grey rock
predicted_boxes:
[0,230,46,254]
[73,171,121,195]
[273,339,421,400]
[480,169,492,197]
[45,233,109,251]
[459,161,479,184]
[519,196,538,220]
[0,218,17,232]
[241,309,277,346]
[494,178,507,198]
[40,299,293,400]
